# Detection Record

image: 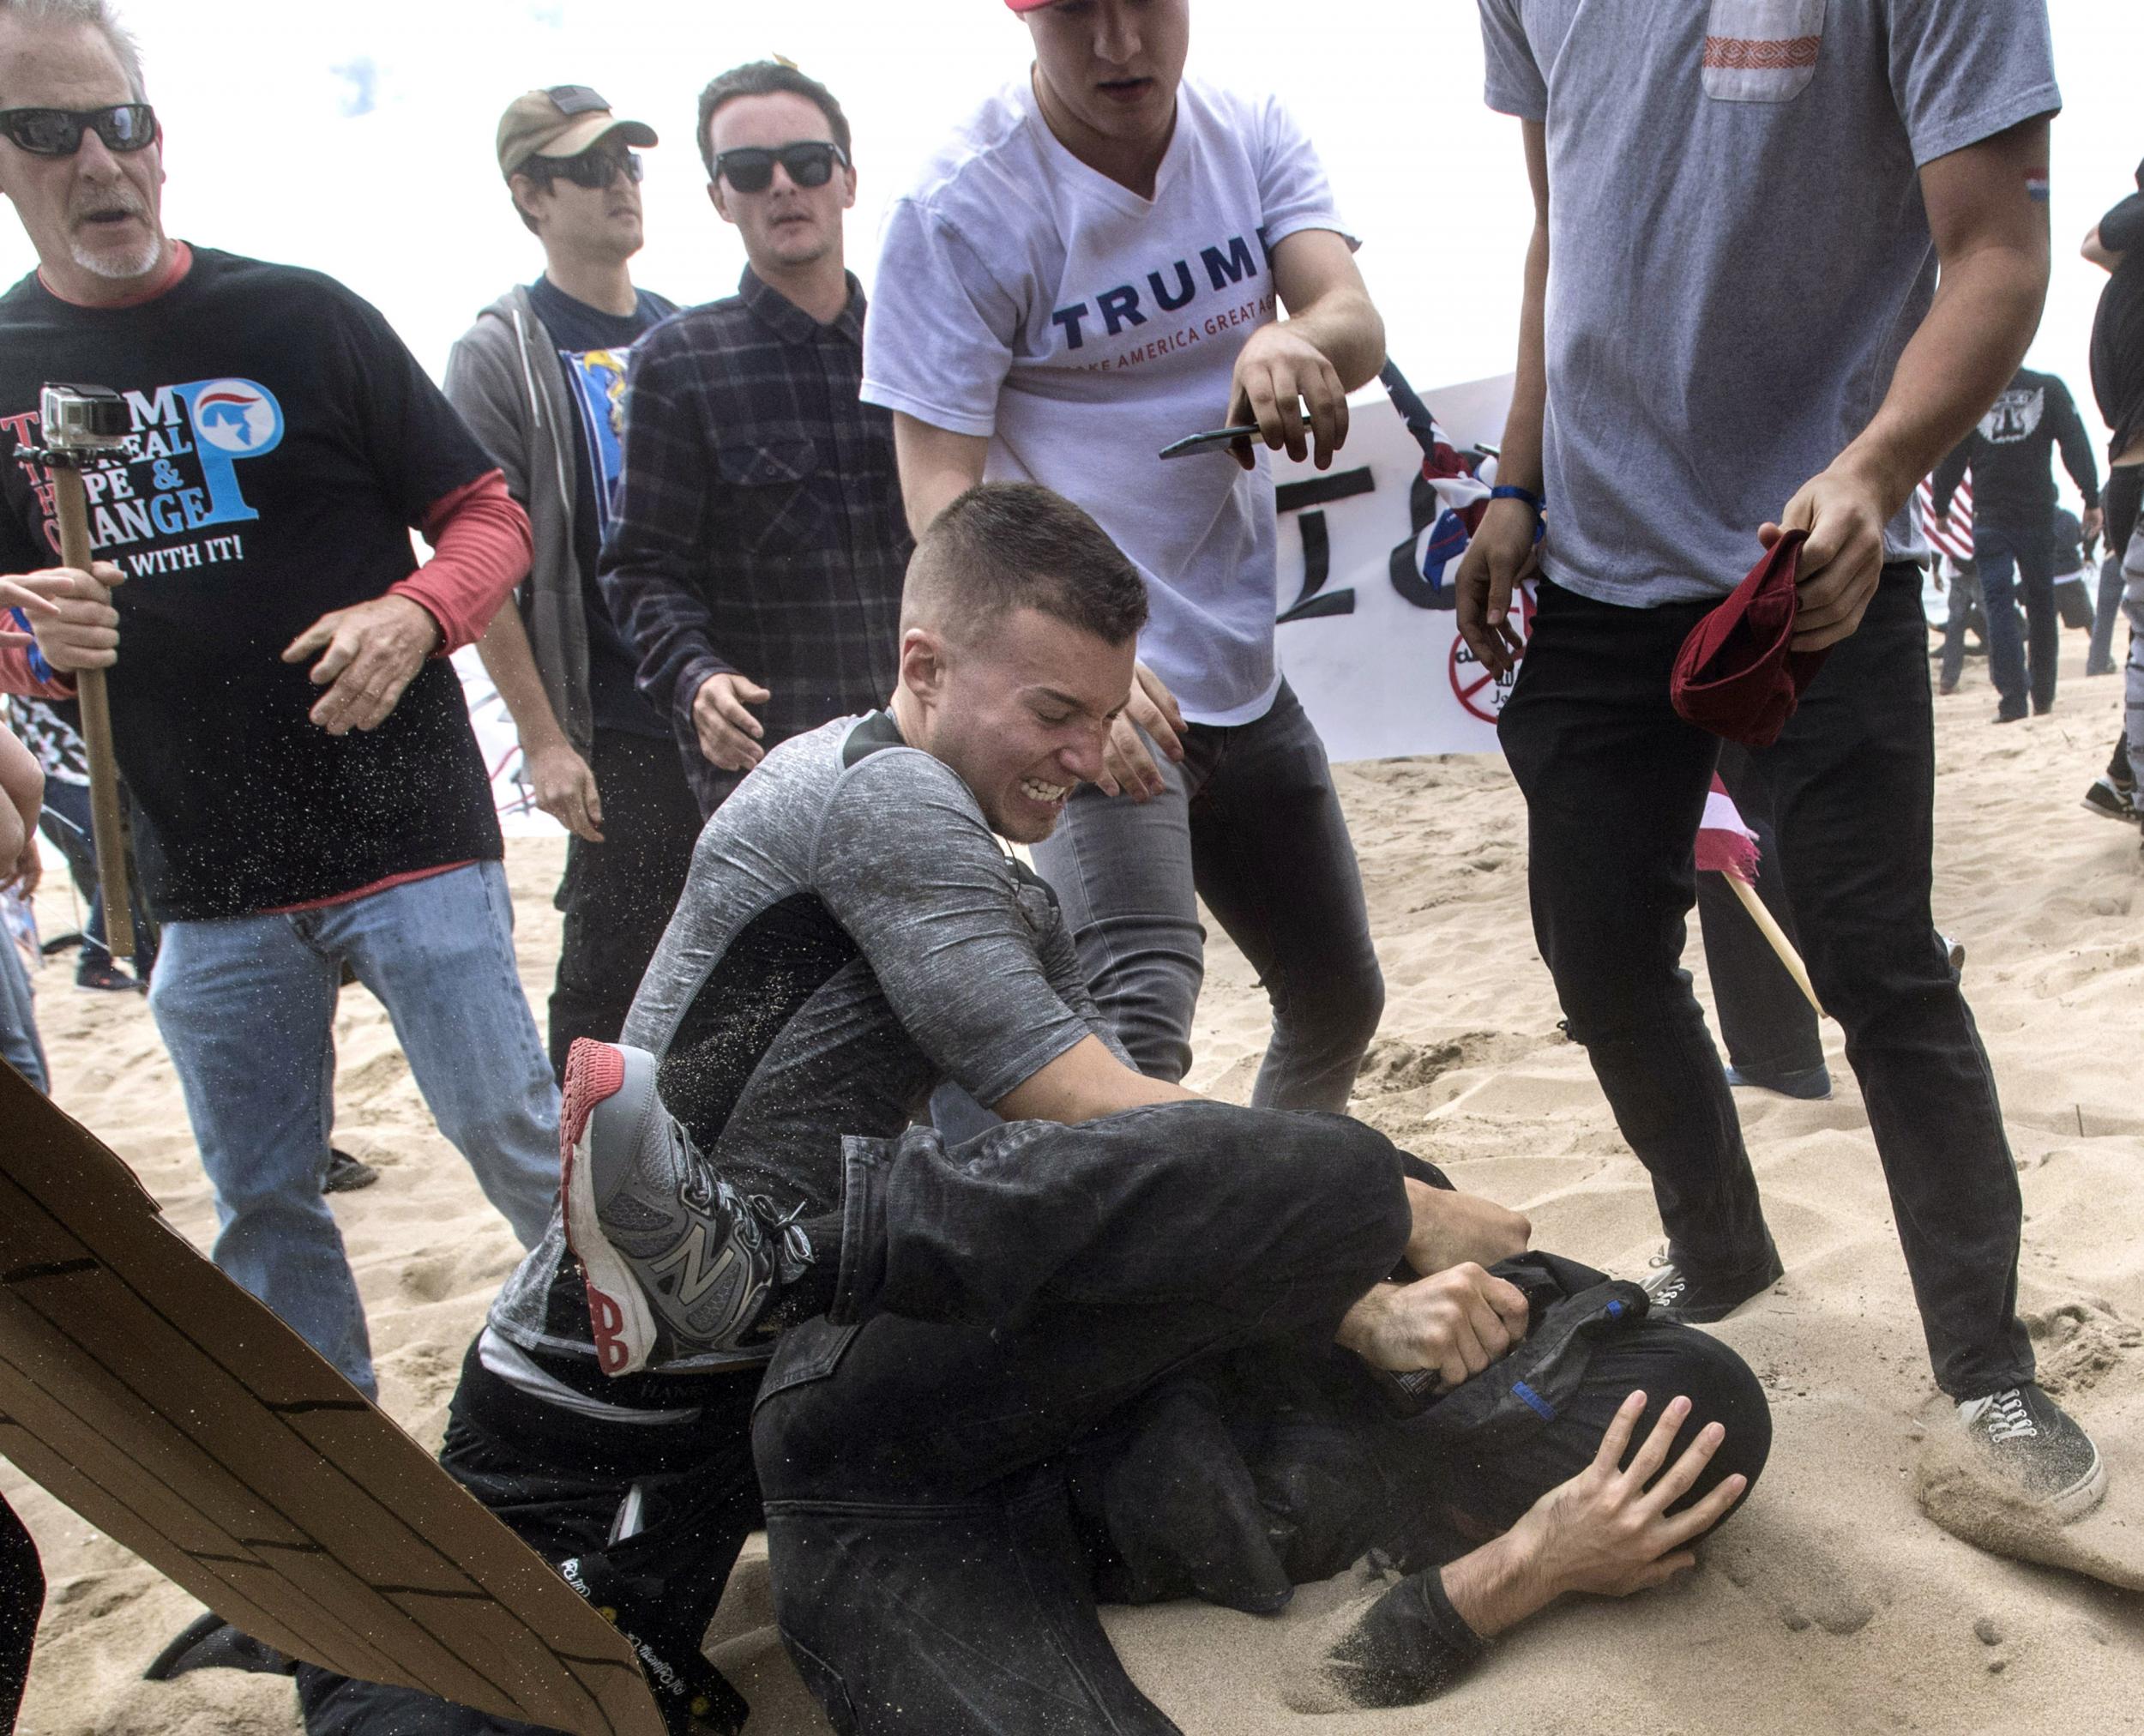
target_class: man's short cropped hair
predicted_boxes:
[905,483,1149,648]
[0,0,147,100]
[696,59,851,180]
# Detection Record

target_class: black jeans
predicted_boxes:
[547,727,704,1081]
[1695,743,1822,1081]
[1500,569,2031,1398]
[756,1239,1768,1734]
[296,1341,764,1736]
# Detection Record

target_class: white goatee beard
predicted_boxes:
[71,227,164,280]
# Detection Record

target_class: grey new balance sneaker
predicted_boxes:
[559,1039,811,1377]
[1957,1384,2107,1522]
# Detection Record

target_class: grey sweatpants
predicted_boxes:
[2126,525,2144,783]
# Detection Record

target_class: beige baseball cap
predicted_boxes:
[497,85,658,179]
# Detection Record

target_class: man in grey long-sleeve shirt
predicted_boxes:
[1930,365,2101,719]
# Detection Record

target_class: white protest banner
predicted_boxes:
[1269,371,1519,764]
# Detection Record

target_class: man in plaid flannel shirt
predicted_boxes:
[599,59,910,817]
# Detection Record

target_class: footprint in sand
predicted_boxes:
[1702,1511,1882,1636]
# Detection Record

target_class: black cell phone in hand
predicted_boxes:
[1158,424,1262,461]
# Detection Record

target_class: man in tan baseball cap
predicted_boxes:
[495,82,656,178]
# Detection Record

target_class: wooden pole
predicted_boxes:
[48,465,133,961]
[1724,871,1819,1016]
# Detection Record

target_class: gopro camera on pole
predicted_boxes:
[27,382,136,961]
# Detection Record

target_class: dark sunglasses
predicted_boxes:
[524,147,642,191]
[714,142,847,195]
[0,104,157,157]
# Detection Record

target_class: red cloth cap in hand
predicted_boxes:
[1670,529,1830,748]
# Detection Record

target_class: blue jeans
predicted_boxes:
[0,931,45,1093]
[1974,520,2059,717]
[148,862,559,1396]
[1030,679,1383,1111]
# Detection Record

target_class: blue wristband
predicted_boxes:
[1487,485,1546,546]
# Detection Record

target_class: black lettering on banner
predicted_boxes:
[1274,467,1374,624]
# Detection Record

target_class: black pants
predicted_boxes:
[36,777,159,974]
[0,1494,39,1733]
[2090,464,2141,676]
[1501,569,2030,1398]
[757,1239,1766,1733]
[296,1341,763,1736]
[547,728,704,1080]
[1695,743,1822,1081]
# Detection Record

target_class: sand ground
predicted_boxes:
[7,635,2143,1736]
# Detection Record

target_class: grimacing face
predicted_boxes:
[905,605,1135,845]
[705,89,853,276]
[0,20,166,298]
[1026,0,1189,154]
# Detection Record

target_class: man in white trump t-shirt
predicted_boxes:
[864,0,1388,1115]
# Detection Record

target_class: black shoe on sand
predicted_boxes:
[142,1612,293,1681]
[2083,775,2136,823]
[1639,1242,1786,1325]
[1957,1385,2107,1522]
[322,1148,378,1194]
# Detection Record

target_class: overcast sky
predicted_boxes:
[4,1,2137,487]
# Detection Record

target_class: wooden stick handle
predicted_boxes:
[50,466,133,961]
[1724,870,1820,1017]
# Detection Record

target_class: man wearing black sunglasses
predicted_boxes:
[0,0,563,1397]
[444,86,702,1083]
[597,58,910,820]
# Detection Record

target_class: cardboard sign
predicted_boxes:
[0,1064,664,1736]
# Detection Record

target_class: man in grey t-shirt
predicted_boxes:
[1454,0,2100,1519]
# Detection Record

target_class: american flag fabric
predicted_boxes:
[1916,473,1974,564]
[1695,775,1761,883]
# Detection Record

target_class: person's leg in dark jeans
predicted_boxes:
[1937,559,1979,694]
[758,1118,1406,1735]
[1027,684,1382,1116]
[2008,521,2062,714]
[298,1341,763,1736]
[1497,579,1777,1301]
[1188,682,1385,1112]
[1696,743,1825,1094]
[547,728,705,1081]
[1972,525,2032,720]
[2089,465,2141,676]
[1751,566,2033,1399]
[0,1493,41,1732]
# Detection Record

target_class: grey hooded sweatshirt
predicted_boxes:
[443,286,593,755]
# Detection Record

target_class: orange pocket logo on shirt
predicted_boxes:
[1701,0,1825,103]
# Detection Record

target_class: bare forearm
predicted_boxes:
[1436,1529,1556,1641]
[892,414,990,541]
[1495,220,1551,494]
[475,601,573,752]
[1282,287,1387,394]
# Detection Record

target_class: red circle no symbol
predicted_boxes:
[1448,582,1536,722]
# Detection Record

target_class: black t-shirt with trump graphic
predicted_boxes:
[0,247,502,921]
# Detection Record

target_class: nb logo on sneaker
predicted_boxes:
[648,1223,743,1311]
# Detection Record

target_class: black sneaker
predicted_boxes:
[1638,1242,1785,1325]
[1956,1385,2106,1522]
[2082,775,2137,823]
[322,1148,378,1194]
